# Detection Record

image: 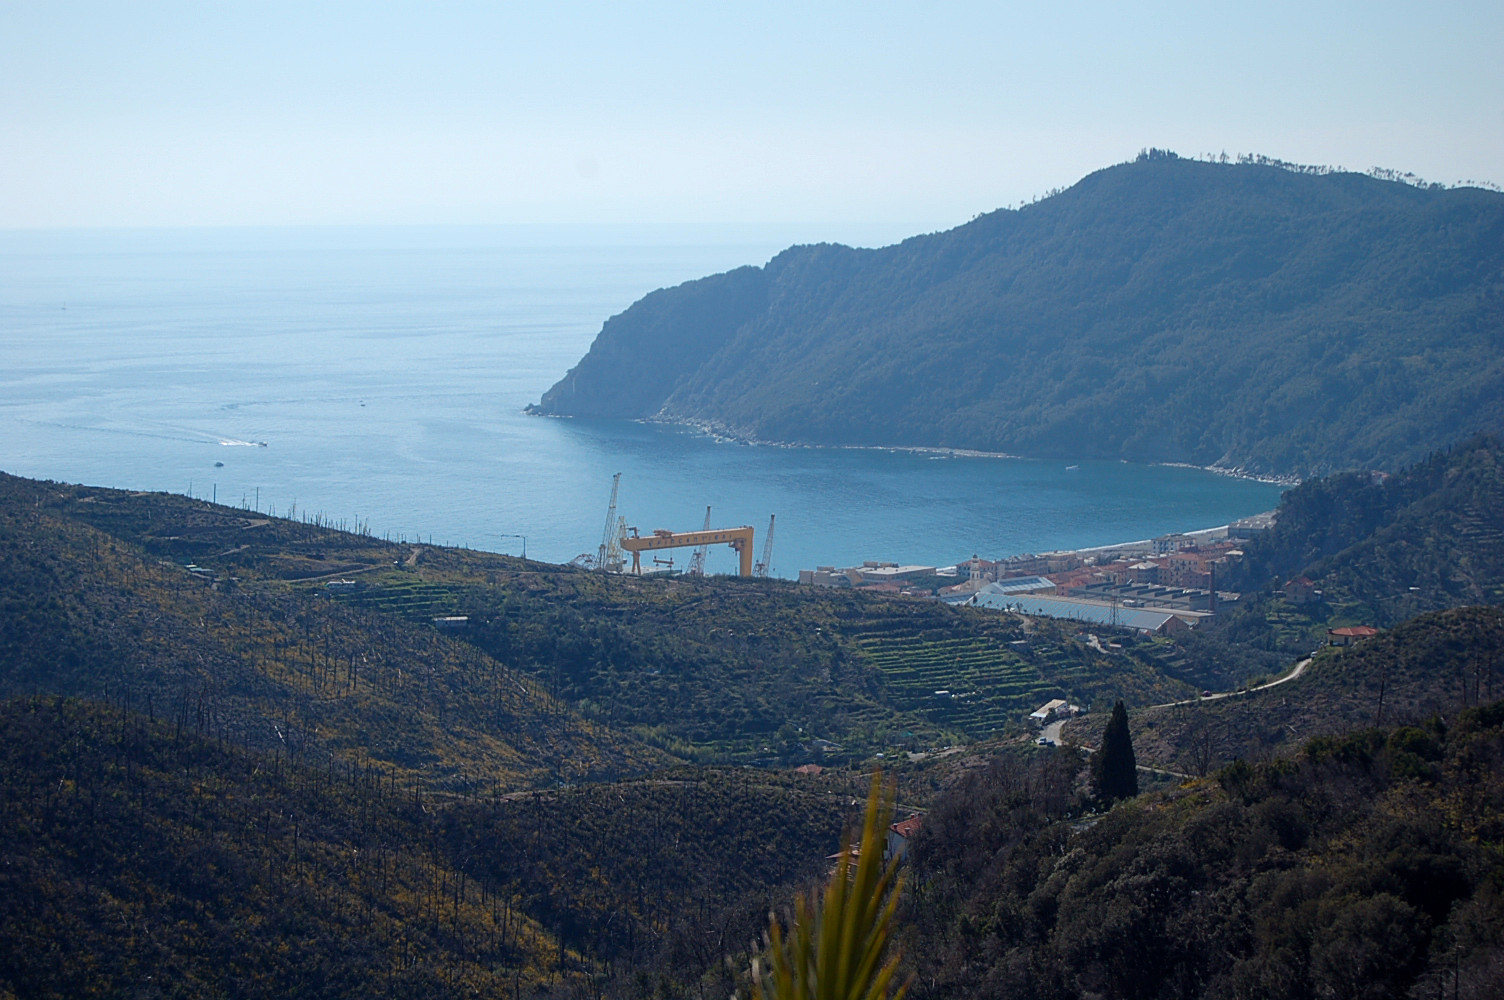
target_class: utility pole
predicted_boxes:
[500,534,527,560]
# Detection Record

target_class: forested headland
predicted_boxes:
[531,152,1504,477]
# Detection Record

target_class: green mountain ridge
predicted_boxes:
[533,153,1504,476]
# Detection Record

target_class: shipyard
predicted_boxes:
[795,513,1281,634]
[575,469,1281,638]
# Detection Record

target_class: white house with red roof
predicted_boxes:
[886,813,924,862]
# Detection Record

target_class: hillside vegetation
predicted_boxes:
[0,697,862,1000]
[0,698,563,999]
[434,770,856,996]
[532,153,1504,476]
[902,701,1504,1000]
[8,433,1504,784]
[1229,433,1504,623]
[1132,605,1504,775]
[1154,432,1504,689]
[1059,437,1504,772]
[0,477,665,792]
[7,447,1504,997]
[0,472,1197,770]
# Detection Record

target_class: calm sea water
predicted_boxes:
[0,225,1284,577]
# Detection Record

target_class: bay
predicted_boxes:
[0,225,1284,577]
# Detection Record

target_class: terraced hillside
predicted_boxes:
[1,470,1200,766]
[853,628,1051,736]
[334,578,468,620]
[308,551,1196,756]
[0,476,668,791]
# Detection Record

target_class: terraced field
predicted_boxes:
[328,579,469,620]
[854,627,1057,737]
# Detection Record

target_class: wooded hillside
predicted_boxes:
[533,153,1504,476]
[1228,433,1504,620]
[6,457,1504,998]
[0,471,1201,770]
[903,701,1504,1000]
[0,698,861,999]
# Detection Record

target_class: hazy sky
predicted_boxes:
[3,1,1500,232]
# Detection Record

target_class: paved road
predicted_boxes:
[1043,654,1317,778]
[1040,719,1191,779]
[1149,655,1315,711]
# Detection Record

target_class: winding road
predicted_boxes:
[1044,653,1319,778]
[1150,654,1315,711]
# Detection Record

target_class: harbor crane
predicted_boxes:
[753,514,776,578]
[586,475,765,578]
[687,506,712,575]
[596,473,625,573]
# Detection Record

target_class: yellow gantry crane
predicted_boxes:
[594,475,766,577]
[620,525,756,576]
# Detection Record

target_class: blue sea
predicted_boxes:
[0,225,1284,577]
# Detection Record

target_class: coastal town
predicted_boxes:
[798,512,1280,635]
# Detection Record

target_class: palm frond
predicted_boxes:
[755,773,910,1000]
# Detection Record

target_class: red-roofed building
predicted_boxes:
[1162,551,1213,589]
[1327,625,1380,647]
[887,813,924,862]
[1047,570,1096,591]
[1284,577,1318,604]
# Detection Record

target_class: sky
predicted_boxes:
[3,1,1501,233]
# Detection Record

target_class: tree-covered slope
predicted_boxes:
[902,702,1504,1000]
[0,698,860,1000]
[0,475,669,792]
[533,153,1504,476]
[1230,434,1504,620]
[0,698,564,999]
[1181,433,1504,674]
[434,770,858,996]
[0,471,1197,767]
[1131,605,1504,775]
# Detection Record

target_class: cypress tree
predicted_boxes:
[1094,699,1139,803]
